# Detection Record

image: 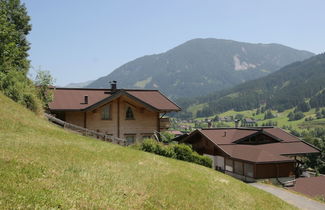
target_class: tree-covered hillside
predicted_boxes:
[87,38,313,98]
[180,53,325,117]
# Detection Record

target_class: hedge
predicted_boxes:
[139,139,212,168]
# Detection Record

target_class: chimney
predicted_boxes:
[110,81,117,91]
[84,95,88,104]
[234,119,240,128]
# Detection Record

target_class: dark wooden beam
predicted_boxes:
[254,164,257,179]
[117,98,120,138]
[83,112,87,128]
[157,113,160,132]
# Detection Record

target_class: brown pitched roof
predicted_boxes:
[126,90,180,112]
[253,141,319,156]
[200,128,258,144]
[219,144,294,163]
[48,88,181,112]
[184,127,319,164]
[288,176,325,198]
[199,127,306,144]
[262,127,300,142]
[49,88,110,110]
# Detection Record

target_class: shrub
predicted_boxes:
[138,139,212,168]
[22,92,42,113]
[288,111,304,121]
[34,70,55,108]
[160,131,175,143]
[0,70,42,114]
[140,139,158,153]
[156,144,176,158]
[191,152,213,167]
[172,144,194,162]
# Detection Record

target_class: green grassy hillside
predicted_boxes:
[0,93,295,209]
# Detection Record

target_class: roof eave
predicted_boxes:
[158,108,182,113]
[254,159,295,164]
[281,151,321,156]
[49,109,84,112]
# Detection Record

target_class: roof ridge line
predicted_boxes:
[201,127,272,131]
[52,87,160,91]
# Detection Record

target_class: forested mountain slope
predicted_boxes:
[184,53,325,117]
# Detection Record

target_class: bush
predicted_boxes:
[172,144,194,162]
[0,70,42,114]
[140,139,158,153]
[156,144,176,158]
[34,70,55,108]
[288,111,305,121]
[139,139,212,168]
[160,131,175,143]
[191,152,213,167]
[22,92,42,113]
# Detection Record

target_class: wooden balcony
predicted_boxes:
[160,117,171,130]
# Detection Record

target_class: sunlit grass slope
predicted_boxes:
[0,93,295,209]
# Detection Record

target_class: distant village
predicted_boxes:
[170,116,258,133]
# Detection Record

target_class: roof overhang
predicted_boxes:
[49,89,181,113]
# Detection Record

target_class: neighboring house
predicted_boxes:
[168,130,184,137]
[48,82,181,144]
[219,116,233,122]
[181,127,319,181]
[241,118,256,127]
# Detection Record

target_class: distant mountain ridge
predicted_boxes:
[65,80,94,88]
[87,38,314,98]
[184,53,325,117]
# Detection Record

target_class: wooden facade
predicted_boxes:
[53,95,168,142]
[223,157,295,179]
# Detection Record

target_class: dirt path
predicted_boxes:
[250,183,325,210]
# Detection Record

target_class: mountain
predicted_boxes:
[87,38,314,98]
[186,53,325,117]
[64,80,94,88]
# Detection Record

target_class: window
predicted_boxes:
[244,163,254,177]
[225,158,233,172]
[125,106,134,120]
[125,134,136,144]
[234,160,244,175]
[102,104,111,120]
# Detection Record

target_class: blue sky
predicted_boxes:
[22,0,325,86]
